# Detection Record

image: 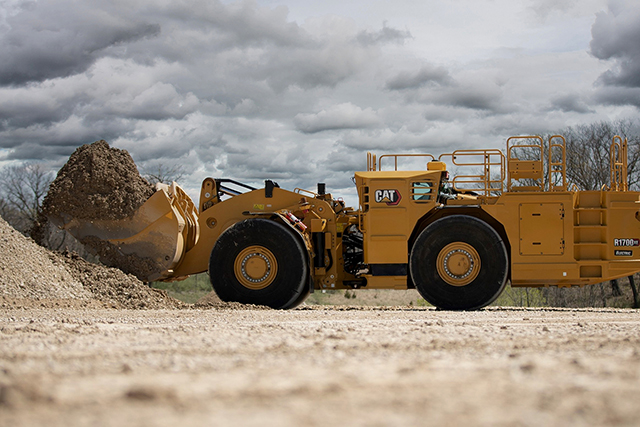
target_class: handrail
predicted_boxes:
[548,135,567,192]
[506,136,544,192]
[439,149,505,196]
[294,187,319,198]
[367,152,377,172]
[610,136,628,191]
[377,154,435,171]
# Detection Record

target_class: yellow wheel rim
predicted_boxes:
[436,242,481,287]
[234,246,278,290]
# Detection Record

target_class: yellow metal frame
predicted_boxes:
[506,136,544,192]
[548,135,567,192]
[59,133,640,299]
[357,135,640,290]
[377,153,436,171]
[611,136,628,191]
[439,149,505,196]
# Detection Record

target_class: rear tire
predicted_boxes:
[209,219,310,309]
[409,215,508,310]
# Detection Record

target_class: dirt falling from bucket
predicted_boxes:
[40,140,160,281]
[43,140,155,221]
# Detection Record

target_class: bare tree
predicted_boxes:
[0,163,53,235]
[143,163,185,185]
[611,279,622,296]
[0,197,18,225]
[563,120,640,190]
[506,121,639,192]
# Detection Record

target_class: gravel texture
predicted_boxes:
[1,307,639,427]
[0,216,184,310]
[4,138,640,425]
[0,216,90,301]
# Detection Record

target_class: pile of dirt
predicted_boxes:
[0,216,185,310]
[42,140,154,221]
[40,140,160,281]
[58,253,185,309]
[78,235,161,283]
[0,216,90,301]
[2,140,239,311]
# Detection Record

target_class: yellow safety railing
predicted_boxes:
[610,136,628,191]
[377,153,436,171]
[439,149,505,196]
[506,136,544,192]
[366,152,377,172]
[548,135,567,192]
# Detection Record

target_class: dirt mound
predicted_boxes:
[78,235,161,282]
[43,140,154,221]
[58,253,186,310]
[0,216,184,309]
[0,216,91,300]
[41,140,159,281]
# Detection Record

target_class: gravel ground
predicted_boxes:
[1,306,639,427]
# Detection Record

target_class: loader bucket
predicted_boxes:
[53,182,199,282]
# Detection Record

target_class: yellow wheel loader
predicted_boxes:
[57,135,640,309]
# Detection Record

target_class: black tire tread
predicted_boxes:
[209,219,310,309]
[409,215,508,310]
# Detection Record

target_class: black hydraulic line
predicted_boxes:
[215,179,257,191]
[214,179,258,198]
[218,185,242,196]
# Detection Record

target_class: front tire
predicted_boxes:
[209,219,310,309]
[409,215,508,310]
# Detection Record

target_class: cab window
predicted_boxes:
[412,182,433,201]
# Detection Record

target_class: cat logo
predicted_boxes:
[374,189,402,206]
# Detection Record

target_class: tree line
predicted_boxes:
[553,119,639,191]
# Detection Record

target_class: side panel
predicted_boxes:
[356,172,441,266]
[519,203,564,256]
[367,205,408,264]
[483,192,577,286]
[483,191,640,286]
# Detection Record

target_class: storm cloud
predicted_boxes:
[551,94,595,114]
[385,65,454,90]
[591,0,640,106]
[294,103,380,133]
[0,1,160,85]
[0,0,638,204]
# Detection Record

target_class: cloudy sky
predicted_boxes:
[0,0,639,204]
